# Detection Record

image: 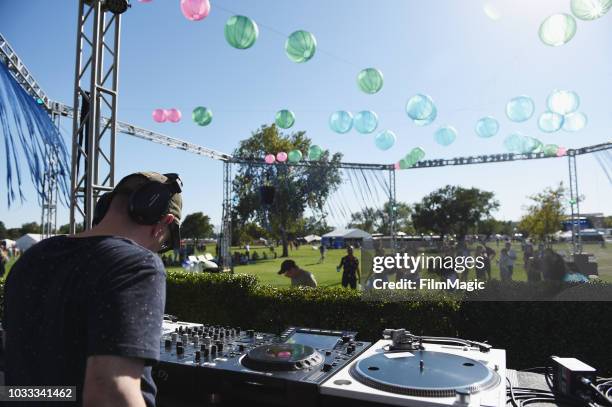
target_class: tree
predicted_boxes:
[518,183,565,243]
[347,202,414,235]
[477,218,513,238]
[0,221,6,239]
[412,185,499,241]
[232,125,342,257]
[180,212,213,246]
[19,222,41,235]
[302,216,333,237]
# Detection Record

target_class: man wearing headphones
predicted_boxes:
[4,172,183,407]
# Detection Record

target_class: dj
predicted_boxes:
[4,172,183,407]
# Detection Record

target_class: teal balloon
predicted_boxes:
[539,14,577,46]
[329,111,353,134]
[192,106,213,126]
[571,0,612,20]
[406,94,437,126]
[521,136,541,153]
[538,112,564,133]
[475,116,499,138]
[434,126,457,146]
[504,133,525,153]
[375,130,396,150]
[288,150,303,163]
[399,158,410,169]
[224,15,259,49]
[405,147,425,167]
[357,68,384,94]
[275,109,295,129]
[547,90,579,115]
[506,96,535,122]
[543,144,559,156]
[353,110,378,134]
[285,30,317,63]
[308,145,323,160]
[562,112,587,131]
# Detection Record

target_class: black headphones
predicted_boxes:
[93,173,182,226]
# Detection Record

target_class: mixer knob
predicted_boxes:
[236,327,241,334]
[219,331,225,339]
[181,334,189,344]
[322,363,333,372]
[210,345,217,355]
[164,339,172,348]
[177,344,184,355]
[171,332,178,342]
[238,344,245,352]
[216,342,223,352]
[247,329,255,337]
[203,336,211,345]
[341,335,351,343]
[193,336,200,347]
[202,347,209,357]
[213,334,219,341]
[178,326,183,333]
[346,346,355,354]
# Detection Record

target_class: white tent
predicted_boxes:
[1,239,16,248]
[15,234,52,251]
[322,229,372,239]
[303,234,321,243]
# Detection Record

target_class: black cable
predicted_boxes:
[581,377,612,407]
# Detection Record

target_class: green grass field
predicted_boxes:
[169,241,612,287]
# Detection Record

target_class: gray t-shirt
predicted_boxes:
[291,270,317,287]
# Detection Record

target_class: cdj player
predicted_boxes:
[153,319,370,406]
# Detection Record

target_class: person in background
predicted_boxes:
[277,259,317,288]
[523,239,534,269]
[503,241,517,280]
[245,243,250,260]
[338,246,360,289]
[318,244,326,263]
[0,242,9,278]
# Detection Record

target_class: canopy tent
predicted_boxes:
[321,228,371,249]
[1,239,16,248]
[15,234,54,251]
[303,234,321,243]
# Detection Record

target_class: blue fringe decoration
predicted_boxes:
[0,62,70,207]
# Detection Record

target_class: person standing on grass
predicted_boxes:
[278,259,317,287]
[0,242,9,278]
[4,172,183,407]
[318,244,326,263]
[338,246,360,289]
[504,241,517,280]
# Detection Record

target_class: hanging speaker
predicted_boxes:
[260,185,276,205]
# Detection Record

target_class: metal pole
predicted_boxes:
[221,161,233,272]
[389,167,397,253]
[568,151,582,254]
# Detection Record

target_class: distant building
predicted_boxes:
[321,229,371,249]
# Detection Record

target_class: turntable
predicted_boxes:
[321,329,507,407]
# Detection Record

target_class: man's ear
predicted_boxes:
[161,214,175,225]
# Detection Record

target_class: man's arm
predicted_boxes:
[83,355,146,407]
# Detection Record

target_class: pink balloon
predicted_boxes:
[276,152,288,162]
[152,108,167,123]
[264,154,276,164]
[166,108,182,123]
[394,162,400,170]
[180,0,210,21]
[557,147,567,157]
[138,0,153,3]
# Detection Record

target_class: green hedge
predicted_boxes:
[1,274,611,374]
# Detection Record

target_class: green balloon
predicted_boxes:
[308,145,323,160]
[571,0,612,20]
[357,68,384,94]
[406,147,425,164]
[539,14,576,46]
[288,150,302,163]
[192,106,213,126]
[224,15,259,49]
[399,158,410,169]
[275,110,295,129]
[285,30,317,63]
[543,144,559,156]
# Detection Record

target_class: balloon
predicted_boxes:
[353,110,378,134]
[139,0,153,3]
[399,158,410,169]
[192,106,213,126]
[521,136,542,153]
[285,30,317,63]
[405,147,425,166]
[406,94,437,126]
[329,111,353,134]
[557,147,568,157]
[562,112,587,131]
[264,154,276,164]
[275,110,295,129]
[434,126,457,146]
[394,162,401,170]
[180,0,210,21]
[538,112,564,133]
[543,144,559,156]
[288,150,302,163]
[506,96,534,122]
[547,90,579,115]
[375,130,396,151]
[224,15,259,49]
[166,108,182,123]
[308,145,323,160]
[357,68,384,94]
[504,133,525,153]
[152,108,167,123]
[475,116,499,138]
[276,152,288,162]
[539,14,577,46]
[483,2,502,20]
[571,0,612,20]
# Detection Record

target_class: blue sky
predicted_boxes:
[1,0,611,229]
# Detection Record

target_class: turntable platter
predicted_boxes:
[242,343,324,371]
[349,350,500,397]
